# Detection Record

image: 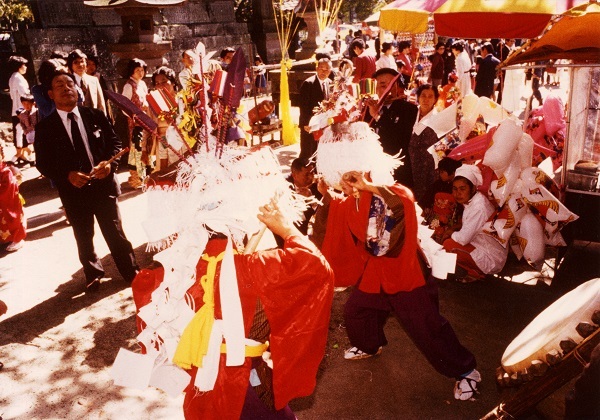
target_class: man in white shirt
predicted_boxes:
[67,49,107,115]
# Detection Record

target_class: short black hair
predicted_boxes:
[291,157,314,172]
[50,69,76,87]
[398,40,411,51]
[481,42,495,55]
[438,157,462,174]
[67,49,87,71]
[152,66,180,90]
[381,42,393,53]
[372,67,398,79]
[126,58,147,78]
[219,47,235,59]
[38,59,68,87]
[451,40,464,52]
[8,55,28,72]
[350,38,365,51]
[315,51,332,61]
[86,55,100,65]
[372,67,407,89]
[416,83,440,101]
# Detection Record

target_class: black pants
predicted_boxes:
[63,192,138,283]
[299,129,318,160]
[344,281,477,378]
[531,77,543,106]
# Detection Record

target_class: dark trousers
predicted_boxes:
[299,129,317,160]
[63,192,138,283]
[344,281,477,378]
[531,77,543,106]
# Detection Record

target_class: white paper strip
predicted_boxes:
[110,348,157,390]
[219,239,246,366]
[149,364,191,398]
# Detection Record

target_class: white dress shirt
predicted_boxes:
[57,107,95,168]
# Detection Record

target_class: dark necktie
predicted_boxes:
[322,81,328,99]
[80,78,88,98]
[68,112,92,172]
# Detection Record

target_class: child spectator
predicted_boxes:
[253,55,267,95]
[438,72,460,109]
[17,94,38,165]
[0,140,26,252]
[420,157,463,244]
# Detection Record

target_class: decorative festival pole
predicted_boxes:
[272,0,307,146]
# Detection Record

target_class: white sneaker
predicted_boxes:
[344,346,382,360]
[6,240,24,252]
[454,369,481,401]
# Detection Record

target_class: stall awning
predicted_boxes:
[501,1,600,67]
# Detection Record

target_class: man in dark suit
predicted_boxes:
[35,70,139,293]
[474,42,500,99]
[298,57,332,159]
[365,68,418,187]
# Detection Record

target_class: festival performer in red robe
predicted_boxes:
[112,142,334,419]
[313,120,480,401]
[0,159,26,252]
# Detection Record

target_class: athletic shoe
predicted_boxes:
[454,369,481,401]
[344,346,382,360]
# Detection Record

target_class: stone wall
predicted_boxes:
[23,0,252,81]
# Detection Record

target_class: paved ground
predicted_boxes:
[0,73,598,419]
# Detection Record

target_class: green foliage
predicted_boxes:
[339,0,386,22]
[0,0,34,29]
[234,0,252,22]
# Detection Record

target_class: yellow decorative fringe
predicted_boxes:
[172,251,225,369]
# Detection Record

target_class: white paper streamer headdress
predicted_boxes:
[316,121,401,189]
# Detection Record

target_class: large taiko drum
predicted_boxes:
[501,278,600,374]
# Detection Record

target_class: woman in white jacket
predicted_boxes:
[451,41,472,98]
[442,165,507,282]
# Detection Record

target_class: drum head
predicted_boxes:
[502,278,600,373]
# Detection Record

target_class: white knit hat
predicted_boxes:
[455,164,483,187]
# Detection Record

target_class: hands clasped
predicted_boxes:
[68,161,111,188]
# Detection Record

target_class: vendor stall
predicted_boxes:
[501,1,600,243]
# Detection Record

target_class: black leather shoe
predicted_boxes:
[85,278,101,294]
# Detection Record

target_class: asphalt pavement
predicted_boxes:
[1,121,598,418]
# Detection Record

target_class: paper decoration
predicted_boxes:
[111,349,157,390]
[149,365,191,398]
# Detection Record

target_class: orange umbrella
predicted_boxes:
[501,1,600,65]
[433,0,588,39]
